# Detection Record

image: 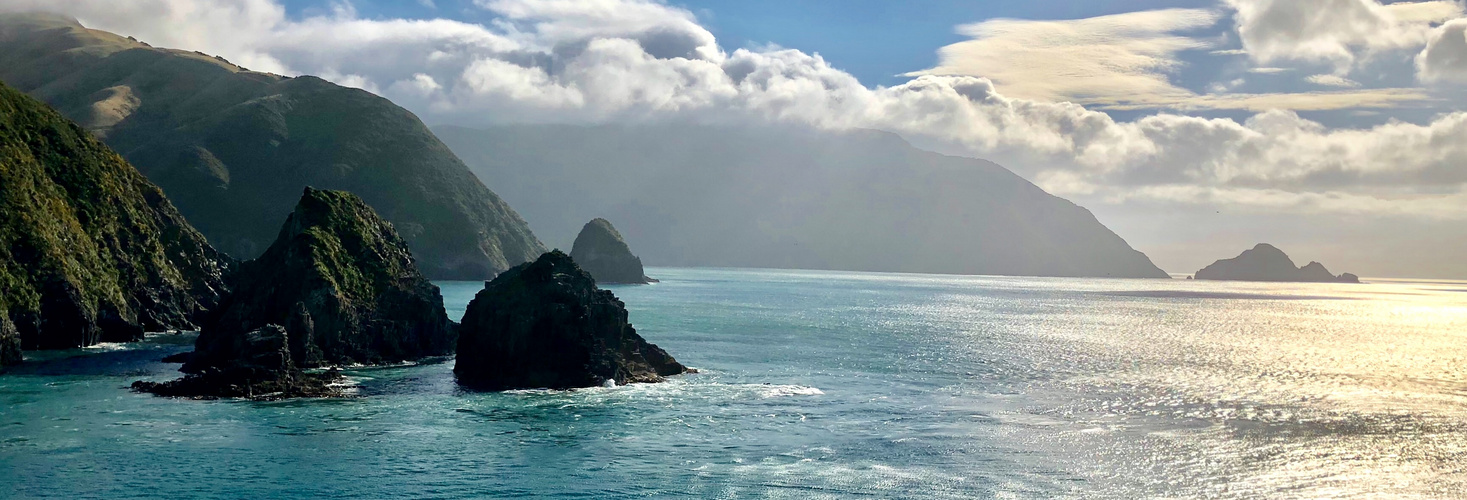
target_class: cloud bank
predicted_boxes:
[1,0,1464,220]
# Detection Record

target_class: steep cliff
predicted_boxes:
[0,80,229,357]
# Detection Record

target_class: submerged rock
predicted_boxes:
[1194,244,1359,283]
[454,250,689,391]
[569,218,655,284]
[0,81,230,359]
[188,188,456,373]
[132,325,343,400]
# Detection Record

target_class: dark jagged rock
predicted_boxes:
[1194,244,1360,283]
[570,218,654,284]
[0,13,545,279]
[185,188,456,376]
[0,314,21,370]
[132,325,343,400]
[0,80,230,359]
[455,250,689,391]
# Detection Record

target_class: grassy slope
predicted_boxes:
[0,13,544,279]
[0,80,228,350]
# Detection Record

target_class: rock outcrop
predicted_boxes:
[455,250,689,391]
[569,218,654,284]
[0,80,230,358]
[1194,244,1360,283]
[0,13,546,279]
[131,325,343,400]
[185,188,457,375]
[0,314,21,370]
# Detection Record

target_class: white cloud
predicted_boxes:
[1417,19,1467,83]
[1225,0,1462,72]
[910,9,1219,106]
[1305,74,1361,87]
[1,0,1464,220]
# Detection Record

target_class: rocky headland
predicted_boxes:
[569,218,655,284]
[454,250,689,391]
[136,188,455,398]
[0,80,230,367]
[0,13,546,279]
[1193,244,1360,283]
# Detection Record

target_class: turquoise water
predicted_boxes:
[3,268,1467,498]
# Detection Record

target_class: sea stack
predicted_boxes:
[1194,244,1360,283]
[136,188,455,398]
[0,81,230,362]
[569,218,655,284]
[454,250,688,391]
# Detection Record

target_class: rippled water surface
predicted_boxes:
[3,269,1466,498]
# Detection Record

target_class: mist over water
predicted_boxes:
[4,269,1466,498]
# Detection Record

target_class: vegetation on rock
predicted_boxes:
[185,188,456,374]
[0,80,230,356]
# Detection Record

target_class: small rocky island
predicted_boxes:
[1193,244,1359,283]
[135,188,457,399]
[0,81,230,370]
[454,250,689,391]
[569,218,655,284]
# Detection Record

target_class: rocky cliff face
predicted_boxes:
[569,218,653,284]
[184,188,456,376]
[0,13,545,279]
[0,80,230,357]
[1194,244,1360,283]
[455,250,688,391]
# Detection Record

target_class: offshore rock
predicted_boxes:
[569,218,654,284]
[132,325,343,400]
[184,188,456,377]
[455,250,689,391]
[0,81,230,358]
[1194,244,1360,283]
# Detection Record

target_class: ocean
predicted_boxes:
[3,268,1465,498]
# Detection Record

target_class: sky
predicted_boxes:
[3,0,1466,278]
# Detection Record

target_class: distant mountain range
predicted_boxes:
[0,12,1167,280]
[437,124,1169,278]
[0,13,544,279]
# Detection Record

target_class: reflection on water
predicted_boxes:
[2,270,1465,498]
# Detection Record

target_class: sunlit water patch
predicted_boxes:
[2,270,1465,498]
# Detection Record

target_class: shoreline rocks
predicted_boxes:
[132,325,344,400]
[569,218,655,284]
[1194,244,1360,283]
[454,250,689,391]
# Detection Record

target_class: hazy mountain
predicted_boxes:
[0,80,229,356]
[436,124,1168,278]
[0,13,544,279]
